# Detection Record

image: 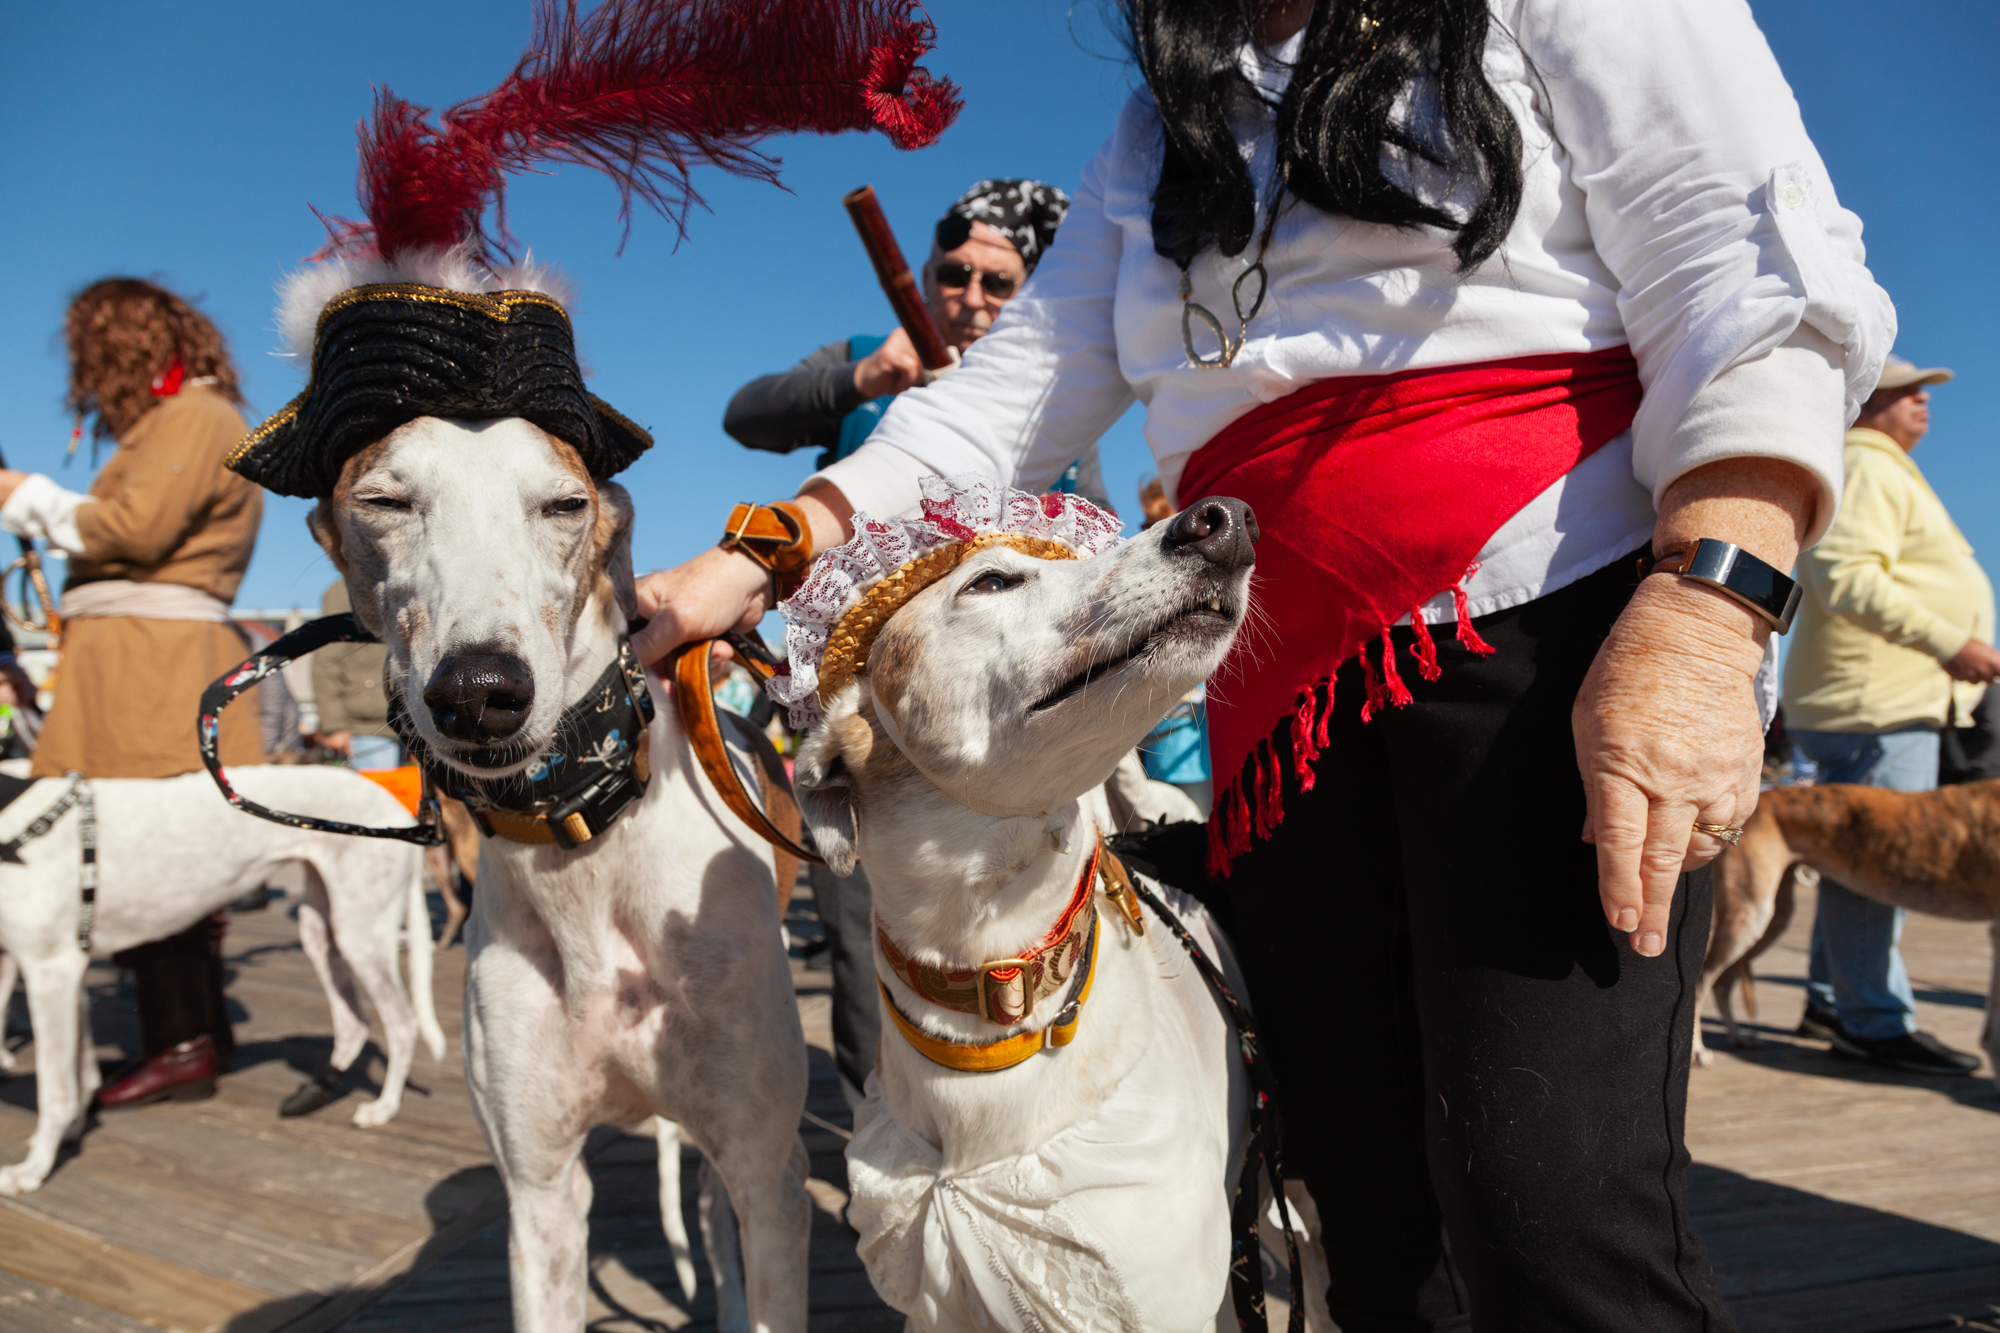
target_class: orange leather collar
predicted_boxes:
[880,909,1102,1073]
[878,839,1102,1027]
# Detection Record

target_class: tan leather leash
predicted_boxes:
[667,632,823,866]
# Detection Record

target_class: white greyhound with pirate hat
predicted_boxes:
[210,3,962,1328]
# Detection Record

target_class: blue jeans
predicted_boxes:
[1789,727,1936,1039]
[347,733,404,771]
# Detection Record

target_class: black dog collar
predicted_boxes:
[200,614,655,849]
[392,639,656,849]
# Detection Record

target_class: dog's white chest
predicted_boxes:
[846,891,1244,1333]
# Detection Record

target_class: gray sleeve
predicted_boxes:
[722,340,872,455]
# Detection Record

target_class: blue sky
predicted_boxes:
[1,1,1995,611]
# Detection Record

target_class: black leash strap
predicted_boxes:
[0,772,100,950]
[0,774,86,865]
[1127,876,1305,1333]
[75,778,96,951]
[198,613,443,846]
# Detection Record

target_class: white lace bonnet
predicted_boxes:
[769,475,1125,727]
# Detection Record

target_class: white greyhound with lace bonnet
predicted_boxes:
[777,476,1316,1332]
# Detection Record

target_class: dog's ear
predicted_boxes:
[307,500,347,573]
[793,721,859,876]
[593,480,638,621]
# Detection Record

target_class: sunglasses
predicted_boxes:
[933,262,1018,299]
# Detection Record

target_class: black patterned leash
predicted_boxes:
[0,772,100,949]
[1125,876,1305,1332]
[198,614,442,846]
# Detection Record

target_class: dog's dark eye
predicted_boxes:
[358,494,411,512]
[963,571,1021,595]
[544,496,589,516]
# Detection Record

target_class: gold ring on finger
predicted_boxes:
[1693,821,1743,847]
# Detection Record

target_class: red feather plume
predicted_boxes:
[325,0,963,262]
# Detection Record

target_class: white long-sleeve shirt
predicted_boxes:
[817,0,1891,621]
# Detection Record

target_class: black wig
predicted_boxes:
[1123,0,1523,273]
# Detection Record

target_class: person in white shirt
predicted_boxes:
[634,1,1891,1326]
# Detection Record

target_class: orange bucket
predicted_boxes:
[359,764,424,816]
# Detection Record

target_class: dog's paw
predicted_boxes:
[0,1161,48,1196]
[1726,1031,1762,1050]
[1691,1044,1715,1069]
[351,1098,398,1129]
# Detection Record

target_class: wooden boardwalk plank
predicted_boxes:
[1,876,1994,1330]
[0,1268,166,1333]
[0,1199,281,1333]
[1686,882,2000,1332]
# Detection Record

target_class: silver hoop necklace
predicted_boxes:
[1177,158,1288,370]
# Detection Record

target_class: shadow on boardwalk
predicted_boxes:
[1692,1163,2000,1333]
[213,1043,890,1333]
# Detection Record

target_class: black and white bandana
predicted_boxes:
[934,179,1071,272]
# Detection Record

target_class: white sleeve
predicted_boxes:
[861,121,1138,493]
[1669,323,1848,546]
[0,473,90,556]
[1505,0,1895,522]
[802,441,938,520]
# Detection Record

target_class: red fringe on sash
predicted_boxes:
[1204,569,1501,878]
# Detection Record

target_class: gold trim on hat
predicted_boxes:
[586,393,654,450]
[816,533,1079,704]
[311,284,572,343]
[227,393,305,469]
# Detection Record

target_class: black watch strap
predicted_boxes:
[1645,538,1802,634]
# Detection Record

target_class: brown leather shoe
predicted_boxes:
[95,1035,219,1110]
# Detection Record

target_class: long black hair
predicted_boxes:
[1123,0,1523,273]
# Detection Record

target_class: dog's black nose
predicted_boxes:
[1162,496,1258,570]
[424,649,535,744]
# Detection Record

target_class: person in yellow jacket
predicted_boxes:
[1781,354,1992,1076]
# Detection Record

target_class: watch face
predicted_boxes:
[1686,540,1799,631]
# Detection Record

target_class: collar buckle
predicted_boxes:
[974,957,1034,1025]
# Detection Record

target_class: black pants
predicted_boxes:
[113,912,232,1063]
[1229,555,1732,1332]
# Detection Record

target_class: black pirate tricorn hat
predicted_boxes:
[234,286,653,498]
[233,0,961,499]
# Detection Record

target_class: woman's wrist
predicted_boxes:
[1625,572,1772,669]
[795,482,854,552]
[1647,455,1815,646]
[1653,457,1814,568]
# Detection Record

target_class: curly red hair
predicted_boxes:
[64,278,243,441]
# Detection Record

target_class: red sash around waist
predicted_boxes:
[1176,346,1644,875]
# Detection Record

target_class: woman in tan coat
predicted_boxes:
[0,278,263,1107]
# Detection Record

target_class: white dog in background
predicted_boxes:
[0,765,443,1195]
[309,417,810,1333]
[790,495,1330,1332]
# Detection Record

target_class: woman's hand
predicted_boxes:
[629,483,857,669]
[631,547,771,669]
[1574,456,1816,957]
[1573,577,1769,957]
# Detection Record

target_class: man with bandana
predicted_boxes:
[723,179,1105,1108]
[724,179,1109,507]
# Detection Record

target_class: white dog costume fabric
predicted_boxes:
[848,877,1246,1332]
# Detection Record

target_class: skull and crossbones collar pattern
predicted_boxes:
[391,638,658,850]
